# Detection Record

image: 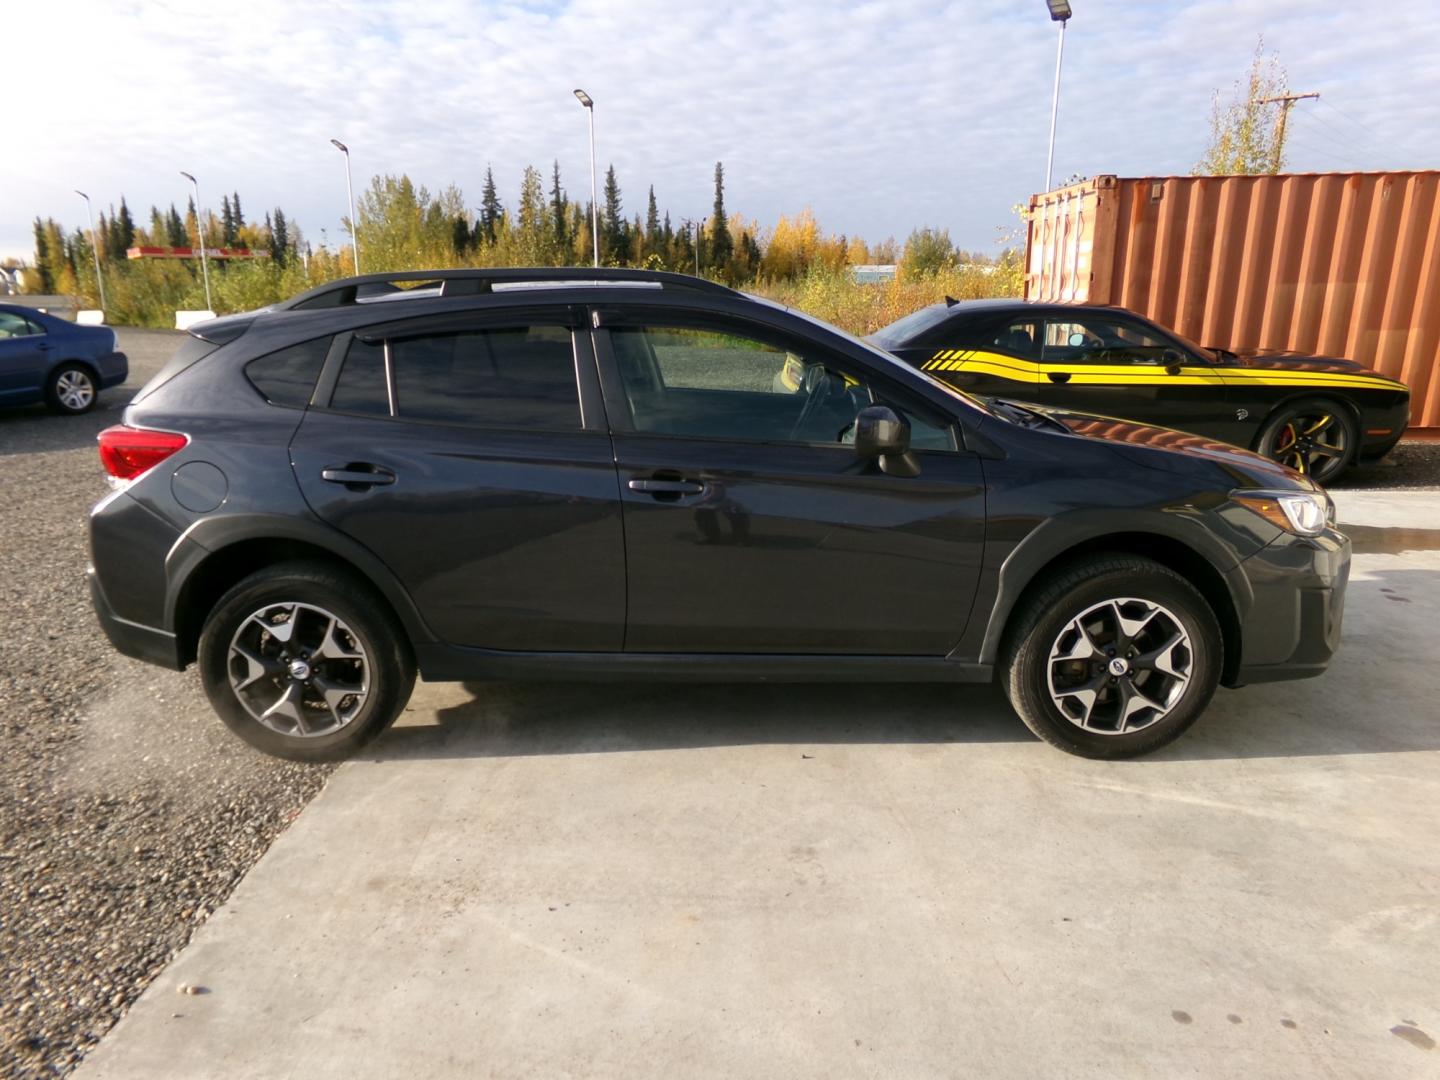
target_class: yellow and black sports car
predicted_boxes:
[870,299,1411,484]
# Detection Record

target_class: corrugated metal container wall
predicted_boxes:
[1026,173,1440,429]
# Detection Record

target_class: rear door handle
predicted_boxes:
[1048,372,1071,384]
[628,478,705,495]
[321,465,396,487]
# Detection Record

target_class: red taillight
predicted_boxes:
[97,425,189,480]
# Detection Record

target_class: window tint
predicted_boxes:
[329,326,580,429]
[1042,317,1173,365]
[244,338,330,407]
[331,339,390,416]
[610,325,955,451]
[982,320,1043,360]
[0,311,40,338]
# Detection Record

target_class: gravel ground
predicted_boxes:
[1,327,1434,1077]
[0,330,332,1079]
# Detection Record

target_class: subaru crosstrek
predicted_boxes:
[87,269,1350,761]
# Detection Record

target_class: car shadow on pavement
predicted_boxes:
[373,578,1440,762]
[0,395,134,458]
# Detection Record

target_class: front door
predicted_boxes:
[1026,312,1231,433]
[289,315,625,651]
[0,310,50,402]
[595,312,985,655]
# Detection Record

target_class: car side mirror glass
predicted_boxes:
[1068,332,1085,347]
[854,405,920,477]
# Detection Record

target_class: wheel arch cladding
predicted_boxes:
[171,536,423,667]
[994,532,1244,687]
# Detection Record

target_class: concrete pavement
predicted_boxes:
[76,491,1440,1079]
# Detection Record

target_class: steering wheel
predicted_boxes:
[788,365,837,442]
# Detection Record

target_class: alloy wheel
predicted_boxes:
[55,369,95,411]
[226,602,370,737]
[1270,410,1348,480]
[1046,597,1193,735]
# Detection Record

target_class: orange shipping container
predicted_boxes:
[1025,172,1440,430]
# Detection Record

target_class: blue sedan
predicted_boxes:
[0,304,128,414]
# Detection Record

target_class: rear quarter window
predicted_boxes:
[244,338,331,407]
[132,334,222,404]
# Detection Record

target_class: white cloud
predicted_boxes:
[4,0,1438,263]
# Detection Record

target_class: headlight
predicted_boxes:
[1232,490,1332,537]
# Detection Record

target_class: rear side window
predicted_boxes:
[245,338,330,407]
[329,326,580,430]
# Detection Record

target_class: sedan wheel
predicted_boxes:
[45,364,97,414]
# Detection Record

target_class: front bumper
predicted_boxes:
[1230,528,1350,685]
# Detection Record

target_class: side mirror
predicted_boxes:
[1162,347,1185,374]
[854,405,920,477]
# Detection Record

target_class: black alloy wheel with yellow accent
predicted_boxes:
[1254,398,1357,484]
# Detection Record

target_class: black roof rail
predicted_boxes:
[277,267,741,311]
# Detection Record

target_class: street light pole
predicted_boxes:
[574,89,599,268]
[330,139,362,275]
[73,190,107,314]
[179,171,213,312]
[1044,0,1072,192]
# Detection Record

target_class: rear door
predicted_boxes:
[0,311,51,401]
[289,309,626,651]
[595,308,986,656]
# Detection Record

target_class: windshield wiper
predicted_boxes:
[987,398,1069,433]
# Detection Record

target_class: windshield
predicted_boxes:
[1161,323,1217,362]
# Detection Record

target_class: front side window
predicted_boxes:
[610,324,954,450]
[329,325,580,429]
[1042,317,1174,365]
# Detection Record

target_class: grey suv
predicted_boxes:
[88,269,1350,761]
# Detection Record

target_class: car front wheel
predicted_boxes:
[198,561,415,762]
[1002,555,1222,759]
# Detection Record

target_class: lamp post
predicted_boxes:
[73,190,107,314]
[330,138,362,275]
[573,89,599,268]
[179,171,213,312]
[1044,0,1071,192]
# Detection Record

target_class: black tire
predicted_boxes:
[1253,397,1357,485]
[44,363,98,414]
[1001,555,1222,759]
[198,561,415,762]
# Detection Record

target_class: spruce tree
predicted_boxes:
[271,207,289,265]
[33,218,53,292]
[602,165,623,264]
[709,162,733,273]
[167,204,187,247]
[452,214,471,254]
[116,198,136,252]
[549,160,568,254]
[220,194,235,246]
[148,206,166,246]
[479,166,502,245]
[231,191,244,232]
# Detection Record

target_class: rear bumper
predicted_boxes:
[88,565,183,670]
[96,350,129,389]
[1230,529,1350,686]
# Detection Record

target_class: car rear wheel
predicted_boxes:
[45,363,97,414]
[198,561,415,762]
[1254,398,1356,484]
[1002,555,1222,759]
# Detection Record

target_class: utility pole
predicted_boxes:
[1256,92,1319,172]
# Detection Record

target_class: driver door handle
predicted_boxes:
[321,464,396,487]
[628,478,705,495]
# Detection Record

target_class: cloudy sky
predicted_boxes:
[5,0,1439,263]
